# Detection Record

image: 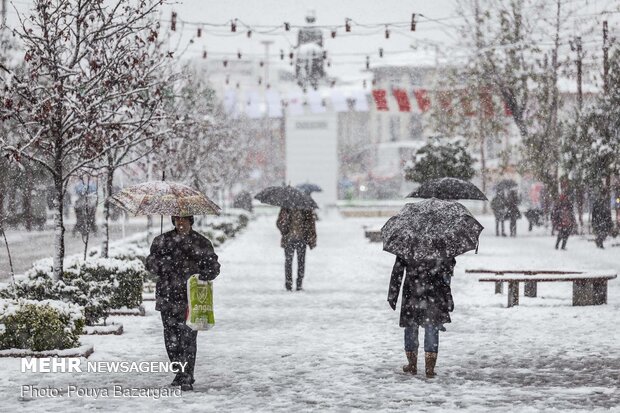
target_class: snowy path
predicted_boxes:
[1,212,619,412]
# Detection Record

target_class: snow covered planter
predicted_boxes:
[0,299,84,351]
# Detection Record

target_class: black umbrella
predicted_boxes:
[255,186,318,210]
[495,179,518,191]
[406,177,488,201]
[381,198,484,261]
[296,183,323,194]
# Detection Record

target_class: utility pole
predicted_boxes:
[603,21,609,95]
[260,40,273,90]
[570,35,584,233]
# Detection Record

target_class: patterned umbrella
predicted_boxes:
[108,181,221,216]
[255,185,318,210]
[406,177,488,201]
[381,198,484,261]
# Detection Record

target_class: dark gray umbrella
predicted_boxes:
[255,185,318,210]
[406,177,488,201]
[381,198,484,261]
[296,183,323,194]
[495,179,518,191]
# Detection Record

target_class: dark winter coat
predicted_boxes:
[592,196,613,237]
[146,229,220,312]
[552,194,576,231]
[276,208,317,249]
[505,191,522,220]
[490,194,507,220]
[388,256,455,328]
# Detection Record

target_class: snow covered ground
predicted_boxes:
[1,211,619,412]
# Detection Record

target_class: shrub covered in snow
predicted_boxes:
[0,299,84,351]
[0,257,146,324]
[69,258,145,310]
[0,259,114,326]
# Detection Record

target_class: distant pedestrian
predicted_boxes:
[553,194,576,250]
[276,208,316,291]
[505,190,521,237]
[146,215,220,391]
[490,192,507,237]
[388,256,455,378]
[592,191,613,249]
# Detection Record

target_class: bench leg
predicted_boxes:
[593,280,607,305]
[495,281,503,294]
[507,281,519,307]
[524,281,537,297]
[573,280,607,306]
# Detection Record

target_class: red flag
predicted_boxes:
[372,89,389,111]
[413,89,431,113]
[392,89,411,112]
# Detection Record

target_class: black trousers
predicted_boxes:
[495,219,506,236]
[284,241,306,289]
[555,228,570,249]
[509,218,517,237]
[161,308,197,384]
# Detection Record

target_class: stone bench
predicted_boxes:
[467,269,617,307]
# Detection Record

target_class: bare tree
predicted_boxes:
[0,0,171,280]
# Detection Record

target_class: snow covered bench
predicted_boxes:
[468,269,617,307]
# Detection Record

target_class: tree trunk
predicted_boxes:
[101,162,114,258]
[23,167,33,231]
[52,173,65,281]
[480,137,488,214]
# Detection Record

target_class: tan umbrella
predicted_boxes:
[108,181,221,217]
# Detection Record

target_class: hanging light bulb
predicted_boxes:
[345,18,351,32]
[385,26,390,39]
[327,60,331,67]
[331,29,336,38]
[411,13,417,31]
[379,48,384,58]
[223,59,228,67]
[258,77,262,85]
[289,51,294,60]
[231,19,237,32]
[202,50,207,59]
[237,50,242,59]
[197,27,202,37]
[260,60,264,67]
[280,49,284,60]
[366,56,370,70]
[247,30,252,38]
[284,22,290,31]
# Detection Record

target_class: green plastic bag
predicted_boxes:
[186,274,215,331]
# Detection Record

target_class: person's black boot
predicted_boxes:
[180,383,193,391]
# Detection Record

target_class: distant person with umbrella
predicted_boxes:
[256,185,318,291]
[505,190,521,237]
[110,181,221,391]
[382,198,483,378]
[490,191,507,237]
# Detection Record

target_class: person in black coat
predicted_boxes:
[592,191,613,249]
[388,256,455,378]
[490,192,507,237]
[146,215,220,391]
[505,190,521,237]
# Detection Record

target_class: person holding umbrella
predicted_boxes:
[255,185,318,291]
[109,181,221,391]
[382,199,483,377]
